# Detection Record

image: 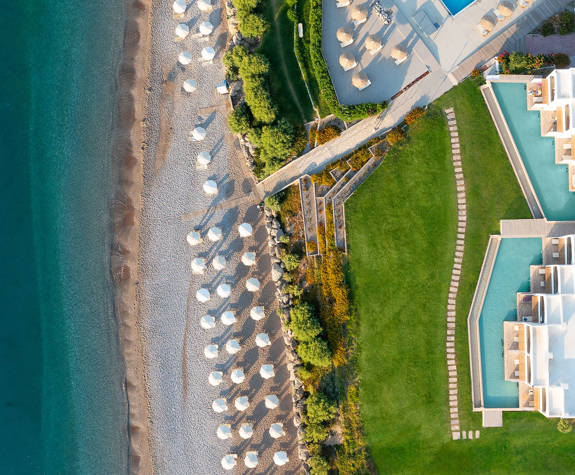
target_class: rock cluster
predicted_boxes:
[264,206,311,468]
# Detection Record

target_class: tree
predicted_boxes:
[238,12,269,38]
[305,393,337,424]
[239,53,270,77]
[308,455,330,475]
[557,418,573,434]
[252,118,294,160]
[232,0,259,14]
[288,303,322,341]
[223,46,248,80]
[243,77,277,124]
[264,194,282,212]
[227,103,252,134]
[303,423,330,443]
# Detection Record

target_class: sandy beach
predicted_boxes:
[126,0,303,473]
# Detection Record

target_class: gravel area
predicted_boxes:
[138,1,301,473]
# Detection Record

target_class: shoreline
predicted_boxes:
[110,0,154,473]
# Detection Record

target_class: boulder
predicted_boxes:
[272,263,284,282]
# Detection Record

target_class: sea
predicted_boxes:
[0,1,130,473]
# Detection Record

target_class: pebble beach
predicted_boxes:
[137,0,301,472]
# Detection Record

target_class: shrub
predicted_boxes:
[316,125,341,145]
[239,53,270,76]
[281,252,300,271]
[404,106,426,125]
[286,6,297,22]
[308,455,330,475]
[498,51,551,74]
[297,339,332,366]
[559,11,575,35]
[288,303,322,341]
[307,240,318,254]
[311,168,335,187]
[279,233,290,244]
[287,284,303,298]
[552,53,571,69]
[238,12,269,38]
[227,103,252,134]
[264,194,282,212]
[541,20,555,37]
[306,393,337,424]
[557,418,573,434]
[386,127,406,145]
[304,423,331,443]
[347,147,371,170]
[291,125,308,157]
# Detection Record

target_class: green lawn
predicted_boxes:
[346,80,575,473]
[258,0,315,124]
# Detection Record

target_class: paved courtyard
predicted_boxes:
[323,0,561,105]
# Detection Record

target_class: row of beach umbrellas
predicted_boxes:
[221,450,289,469]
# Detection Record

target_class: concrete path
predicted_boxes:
[525,32,575,56]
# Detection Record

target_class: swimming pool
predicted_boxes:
[441,0,475,15]
[479,238,542,408]
[493,82,575,221]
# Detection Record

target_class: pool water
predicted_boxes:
[493,82,575,221]
[441,0,475,15]
[479,238,542,408]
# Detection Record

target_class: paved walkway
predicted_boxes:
[443,108,480,441]
[525,32,575,56]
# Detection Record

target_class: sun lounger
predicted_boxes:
[563,143,572,150]
[514,370,520,377]
[533,96,543,104]
[514,359,520,364]
[540,280,546,287]
[514,336,519,343]
[336,0,350,7]
[553,252,560,259]
[539,268,546,275]
[552,238,559,245]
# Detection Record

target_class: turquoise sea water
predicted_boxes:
[441,0,475,15]
[493,82,575,221]
[479,238,542,408]
[0,1,129,473]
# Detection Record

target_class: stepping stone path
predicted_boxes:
[444,108,480,442]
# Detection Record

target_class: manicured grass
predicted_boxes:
[258,0,314,123]
[346,80,574,473]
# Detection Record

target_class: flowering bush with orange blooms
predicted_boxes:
[497,51,552,75]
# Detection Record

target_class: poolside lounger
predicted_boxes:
[540,280,546,287]
[539,268,546,275]
[514,370,520,377]
[533,97,543,104]
[563,143,572,150]
[553,252,560,258]
[552,238,559,245]
[514,359,520,364]
[518,0,528,7]
[514,336,519,343]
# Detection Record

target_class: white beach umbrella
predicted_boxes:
[203,180,218,196]
[212,398,227,413]
[175,23,190,39]
[221,454,237,470]
[212,255,227,270]
[221,311,236,326]
[197,151,211,166]
[191,257,207,274]
[226,339,241,355]
[204,344,218,359]
[196,287,210,302]
[217,424,232,440]
[241,251,256,266]
[178,51,193,65]
[207,226,222,242]
[250,306,265,321]
[238,222,253,237]
[199,21,214,36]
[255,332,271,348]
[173,0,187,14]
[231,368,245,383]
[265,394,279,409]
[273,451,288,466]
[208,371,223,386]
[269,423,285,439]
[217,283,231,298]
[260,364,274,379]
[197,0,213,12]
[190,126,207,141]
[186,230,202,246]
[235,396,250,411]
[200,315,216,329]
[244,451,258,468]
[239,424,254,440]
[246,278,260,292]
[183,78,197,93]
[201,46,216,61]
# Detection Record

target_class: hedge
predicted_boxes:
[308,0,386,121]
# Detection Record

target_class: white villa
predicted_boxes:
[526,68,575,190]
[503,234,575,417]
